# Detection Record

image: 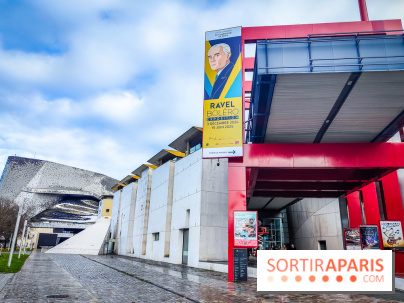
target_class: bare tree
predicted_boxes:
[0,197,29,242]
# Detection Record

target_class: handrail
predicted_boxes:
[309,55,404,62]
[308,29,404,37]
[256,34,404,45]
[258,62,404,71]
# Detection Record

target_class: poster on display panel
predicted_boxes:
[234,211,258,247]
[343,228,361,250]
[359,225,381,250]
[379,220,404,251]
[202,27,243,158]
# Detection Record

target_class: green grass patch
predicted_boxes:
[0,253,30,273]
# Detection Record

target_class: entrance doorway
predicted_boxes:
[318,240,327,250]
[182,229,189,265]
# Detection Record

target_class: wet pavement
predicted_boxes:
[0,251,403,302]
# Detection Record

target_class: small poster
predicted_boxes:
[344,228,361,250]
[380,220,404,251]
[359,225,381,250]
[234,211,258,247]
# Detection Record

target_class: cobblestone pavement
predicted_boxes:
[0,273,14,292]
[0,251,98,303]
[1,251,404,303]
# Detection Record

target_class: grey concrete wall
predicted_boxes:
[286,198,343,250]
[199,157,228,262]
[110,149,229,267]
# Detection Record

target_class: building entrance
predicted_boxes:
[182,229,189,265]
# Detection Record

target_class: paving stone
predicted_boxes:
[2,251,403,303]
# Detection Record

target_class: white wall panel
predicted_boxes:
[132,169,150,257]
[117,183,133,254]
[109,190,121,239]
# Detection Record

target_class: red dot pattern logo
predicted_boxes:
[266,275,359,283]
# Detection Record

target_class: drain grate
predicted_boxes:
[46,295,69,299]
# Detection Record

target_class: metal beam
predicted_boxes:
[242,143,404,169]
[372,109,404,143]
[261,197,275,210]
[251,74,276,143]
[254,181,362,191]
[253,191,342,198]
[358,0,369,22]
[279,198,302,212]
[247,168,259,197]
[256,168,389,182]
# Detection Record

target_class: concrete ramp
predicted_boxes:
[46,218,110,255]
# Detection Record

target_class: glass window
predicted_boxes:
[153,233,159,241]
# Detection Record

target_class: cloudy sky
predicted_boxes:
[0,0,403,180]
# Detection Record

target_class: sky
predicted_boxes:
[0,0,403,180]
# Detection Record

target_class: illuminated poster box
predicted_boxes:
[234,211,258,247]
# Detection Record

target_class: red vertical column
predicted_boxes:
[346,191,363,228]
[380,171,404,221]
[358,0,369,21]
[380,171,404,275]
[228,161,246,282]
[361,182,381,225]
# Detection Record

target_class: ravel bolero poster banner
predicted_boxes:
[202,27,243,159]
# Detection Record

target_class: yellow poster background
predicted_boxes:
[203,97,243,149]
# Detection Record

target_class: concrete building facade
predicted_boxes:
[109,138,229,268]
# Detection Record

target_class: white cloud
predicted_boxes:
[88,91,143,123]
[1,0,403,180]
[0,115,149,180]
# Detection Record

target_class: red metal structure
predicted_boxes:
[358,0,370,22]
[227,11,404,281]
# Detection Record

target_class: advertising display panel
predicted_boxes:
[234,211,258,247]
[359,225,381,250]
[203,27,243,158]
[343,228,361,250]
[380,220,404,251]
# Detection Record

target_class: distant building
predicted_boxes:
[0,156,117,249]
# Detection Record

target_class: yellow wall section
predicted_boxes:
[101,198,113,218]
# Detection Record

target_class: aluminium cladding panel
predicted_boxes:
[147,161,171,261]
[117,183,134,255]
[25,161,115,197]
[0,157,44,201]
[132,168,151,258]
[321,71,404,143]
[264,73,350,143]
